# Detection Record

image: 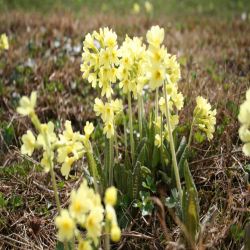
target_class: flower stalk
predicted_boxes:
[163,81,183,202]
[128,92,135,163]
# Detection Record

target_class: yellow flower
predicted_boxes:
[81,28,119,98]
[146,26,164,48]
[94,98,105,117]
[61,155,77,179]
[55,209,75,242]
[40,151,53,173]
[154,134,162,148]
[103,122,115,138]
[166,55,181,84]
[37,122,58,150]
[69,190,88,224]
[193,96,216,141]
[239,125,250,156]
[144,1,153,13]
[132,3,140,14]
[111,99,123,113]
[149,66,165,90]
[78,240,92,250]
[84,121,94,139]
[238,89,250,156]
[171,91,184,111]
[104,186,117,206]
[103,28,117,48]
[238,89,250,126]
[111,225,121,242]
[105,204,117,223]
[118,36,147,97]
[17,91,37,116]
[85,207,104,245]
[21,130,36,156]
[0,33,9,50]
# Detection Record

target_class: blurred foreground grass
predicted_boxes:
[0,0,250,18]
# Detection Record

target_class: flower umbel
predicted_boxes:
[238,89,250,156]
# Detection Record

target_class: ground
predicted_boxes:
[0,2,250,249]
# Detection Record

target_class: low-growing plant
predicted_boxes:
[17,26,218,249]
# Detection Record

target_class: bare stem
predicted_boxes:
[138,95,143,137]
[163,82,183,203]
[155,87,159,122]
[108,136,114,186]
[128,92,135,163]
[49,155,61,213]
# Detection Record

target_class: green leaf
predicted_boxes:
[152,146,160,169]
[0,192,7,208]
[194,131,205,143]
[55,242,64,250]
[182,161,200,243]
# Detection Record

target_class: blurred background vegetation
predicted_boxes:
[0,0,249,18]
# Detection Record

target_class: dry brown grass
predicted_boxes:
[0,10,249,249]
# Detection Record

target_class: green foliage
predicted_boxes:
[1,121,15,146]
[0,192,7,208]
[133,191,154,216]
[6,195,24,210]
[1,0,249,18]
[182,161,200,243]
[230,224,245,243]
[0,160,33,178]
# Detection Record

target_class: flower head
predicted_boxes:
[104,186,117,206]
[55,209,75,242]
[0,33,9,50]
[111,225,121,242]
[84,121,94,139]
[17,91,37,116]
[146,26,164,48]
[193,96,216,140]
[238,89,250,156]
[132,3,140,14]
[85,207,104,245]
[144,1,153,13]
[21,130,36,156]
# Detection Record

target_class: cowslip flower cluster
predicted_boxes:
[0,33,9,51]
[144,26,182,147]
[146,26,181,90]
[132,1,153,14]
[118,36,147,97]
[193,96,217,140]
[17,92,95,179]
[238,89,250,156]
[132,3,140,14]
[55,181,121,248]
[94,98,123,138]
[80,27,119,98]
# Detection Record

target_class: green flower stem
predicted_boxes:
[31,112,61,213]
[108,136,114,186]
[128,92,135,163]
[155,87,159,122]
[49,164,61,213]
[138,95,143,137]
[163,81,183,203]
[160,113,163,163]
[30,112,41,131]
[187,119,195,148]
[86,149,99,192]
[104,219,110,250]
[114,130,119,160]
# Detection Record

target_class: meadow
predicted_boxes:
[0,1,250,249]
